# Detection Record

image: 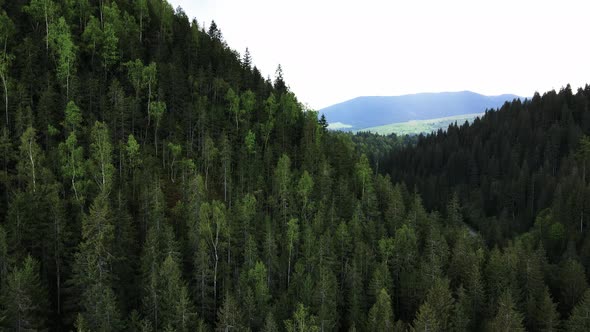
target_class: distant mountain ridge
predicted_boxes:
[320,91,522,131]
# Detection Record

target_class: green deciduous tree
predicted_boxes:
[23,0,58,52]
[199,200,227,311]
[59,101,86,203]
[17,127,42,192]
[90,121,114,195]
[0,50,12,127]
[49,17,77,98]
[284,303,319,332]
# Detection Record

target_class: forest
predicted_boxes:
[0,0,590,331]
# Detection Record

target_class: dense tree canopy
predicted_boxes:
[0,1,589,331]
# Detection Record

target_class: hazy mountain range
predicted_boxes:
[319,91,522,131]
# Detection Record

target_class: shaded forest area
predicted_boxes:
[0,0,590,331]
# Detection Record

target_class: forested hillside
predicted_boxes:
[0,1,590,331]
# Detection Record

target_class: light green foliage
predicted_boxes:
[59,102,85,201]
[0,11,13,126]
[22,0,58,51]
[17,127,42,192]
[148,101,165,126]
[0,10,14,49]
[126,134,141,169]
[90,121,114,194]
[355,153,373,200]
[143,62,157,100]
[134,0,149,42]
[199,200,227,308]
[125,59,146,95]
[49,17,77,97]
[245,261,271,327]
[64,101,82,133]
[245,129,256,154]
[82,11,119,70]
[59,131,86,202]
[284,303,319,332]
[81,16,101,56]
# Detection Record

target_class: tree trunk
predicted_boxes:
[44,5,49,52]
[28,139,36,192]
[1,73,7,128]
[213,247,218,312]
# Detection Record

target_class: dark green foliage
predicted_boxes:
[1,255,48,330]
[0,1,589,331]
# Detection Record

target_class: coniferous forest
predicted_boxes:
[1,1,590,331]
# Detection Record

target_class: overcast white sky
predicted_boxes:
[168,0,590,110]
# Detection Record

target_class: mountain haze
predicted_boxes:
[320,91,521,130]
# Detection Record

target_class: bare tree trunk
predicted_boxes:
[28,138,36,192]
[1,74,7,128]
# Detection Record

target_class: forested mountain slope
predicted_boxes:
[0,1,589,332]
[385,86,590,245]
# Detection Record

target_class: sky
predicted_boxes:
[168,0,590,110]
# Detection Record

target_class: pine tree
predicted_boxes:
[73,193,122,331]
[216,293,243,331]
[489,291,525,332]
[412,301,440,332]
[567,289,590,332]
[1,255,49,331]
[367,288,394,332]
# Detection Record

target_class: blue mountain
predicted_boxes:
[319,91,521,131]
